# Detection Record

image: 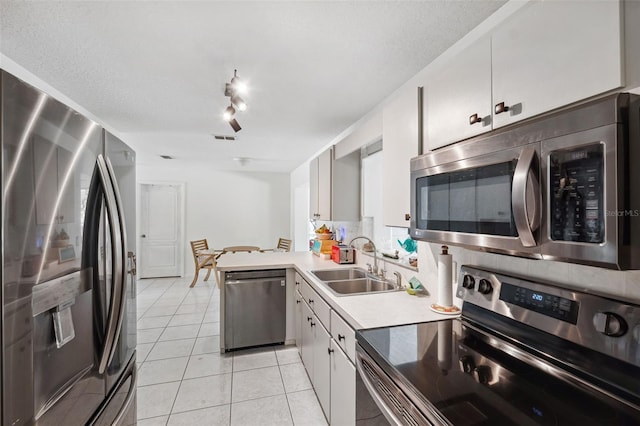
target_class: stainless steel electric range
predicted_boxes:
[356,266,640,425]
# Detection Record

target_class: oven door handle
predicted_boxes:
[512,146,540,247]
[355,350,406,426]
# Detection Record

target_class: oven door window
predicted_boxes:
[417,161,518,236]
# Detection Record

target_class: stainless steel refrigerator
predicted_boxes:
[1,70,138,425]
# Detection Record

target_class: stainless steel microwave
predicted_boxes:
[410,93,640,270]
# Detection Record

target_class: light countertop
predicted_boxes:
[216,251,457,330]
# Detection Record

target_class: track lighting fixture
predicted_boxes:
[222,69,248,132]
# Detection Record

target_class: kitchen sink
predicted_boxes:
[309,267,367,282]
[310,268,398,296]
[325,278,396,296]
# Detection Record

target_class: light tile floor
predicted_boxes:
[136,276,328,426]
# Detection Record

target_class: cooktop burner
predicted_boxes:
[356,266,640,426]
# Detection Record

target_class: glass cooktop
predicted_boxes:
[357,318,640,426]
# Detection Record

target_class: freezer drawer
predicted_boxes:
[224,269,286,351]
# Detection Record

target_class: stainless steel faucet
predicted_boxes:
[393,271,402,289]
[348,236,379,277]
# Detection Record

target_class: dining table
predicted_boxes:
[221,245,261,253]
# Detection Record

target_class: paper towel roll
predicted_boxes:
[437,246,453,307]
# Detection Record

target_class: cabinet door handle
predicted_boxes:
[296,300,301,304]
[404,213,411,221]
[338,334,345,341]
[328,348,334,355]
[308,299,313,304]
[310,322,316,327]
[307,316,312,322]
[469,113,482,125]
[494,102,510,115]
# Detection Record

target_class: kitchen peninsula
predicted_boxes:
[216,250,451,348]
[216,249,455,425]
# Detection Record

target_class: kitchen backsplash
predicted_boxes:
[313,220,410,251]
[416,241,640,305]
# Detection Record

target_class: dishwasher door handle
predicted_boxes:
[225,278,286,285]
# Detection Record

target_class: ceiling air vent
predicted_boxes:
[213,135,237,141]
[160,155,174,160]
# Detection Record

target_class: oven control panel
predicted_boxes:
[457,265,640,367]
[499,282,579,324]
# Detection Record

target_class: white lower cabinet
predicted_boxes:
[295,288,303,354]
[330,340,356,426]
[296,276,357,424]
[312,320,332,418]
[301,301,314,382]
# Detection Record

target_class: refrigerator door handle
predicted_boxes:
[95,155,125,374]
[127,251,137,295]
[102,157,128,370]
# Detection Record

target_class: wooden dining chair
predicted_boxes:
[276,238,292,252]
[190,239,221,288]
[261,238,292,252]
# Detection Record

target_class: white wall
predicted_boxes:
[137,163,290,272]
[334,110,382,159]
[290,161,310,251]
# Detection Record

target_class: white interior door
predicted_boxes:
[139,183,184,278]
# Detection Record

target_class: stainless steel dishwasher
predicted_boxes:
[224,269,286,351]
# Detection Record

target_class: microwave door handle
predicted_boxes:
[512,146,540,247]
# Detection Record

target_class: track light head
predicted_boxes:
[229,118,242,132]
[223,104,236,122]
[231,94,247,111]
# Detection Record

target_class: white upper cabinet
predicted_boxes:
[331,149,360,222]
[309,155,320,221]
[426,0,623,150]
[309,146,360,221]
[382,86,420,227]
[426,36,492,149]
[309,148,332,221]
[491,0,622,129]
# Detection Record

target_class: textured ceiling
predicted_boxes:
[0,1,506,172]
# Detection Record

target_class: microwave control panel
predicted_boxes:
[549,143,604,243]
